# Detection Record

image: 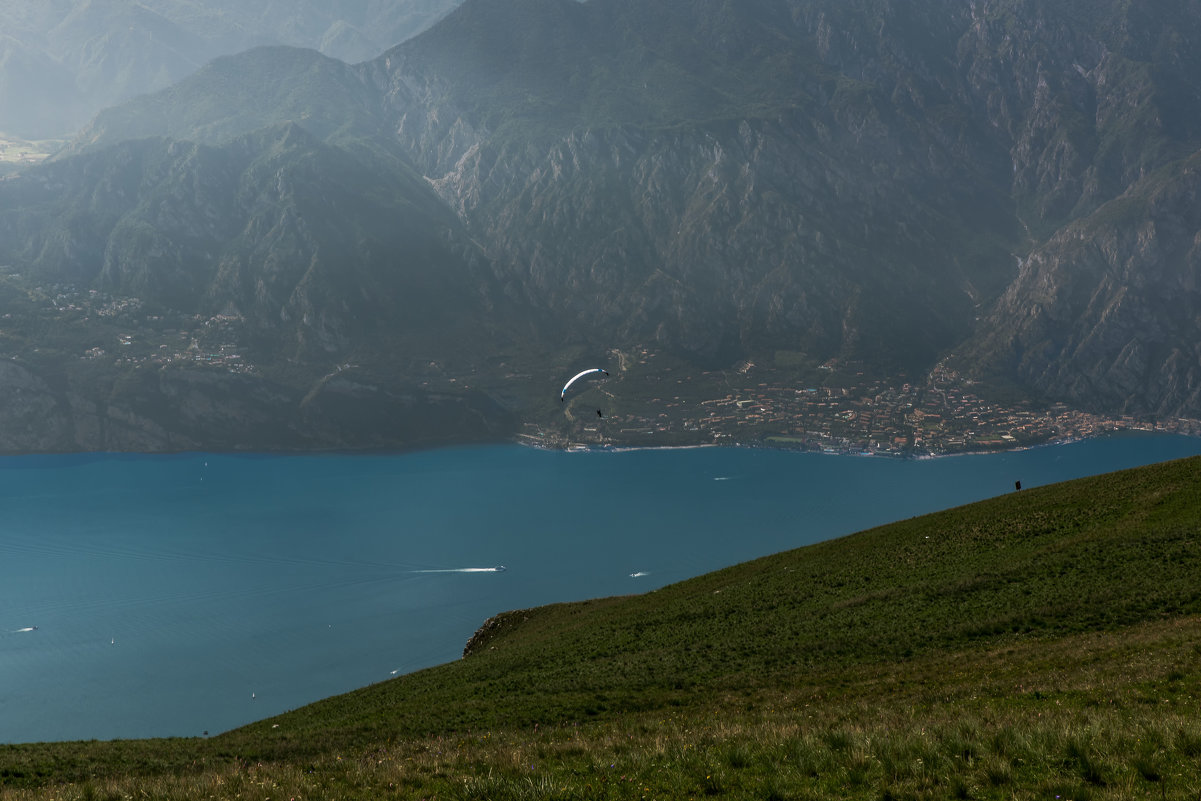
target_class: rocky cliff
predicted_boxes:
[957,150,1201,417]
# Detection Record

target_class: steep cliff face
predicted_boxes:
[408,114,1014,368]
[953,0,1201,232]
[958,150,1201,416]
[365,0,1023,368]
[945,0,1201,414]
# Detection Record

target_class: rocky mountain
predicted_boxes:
[0,0,461,138]
[944,0,1201,417]
[2,0,1201,451]
[956,151,1201,418]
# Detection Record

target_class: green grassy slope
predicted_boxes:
[4,455,1201,798]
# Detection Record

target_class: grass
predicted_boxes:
[3,456,1201,798]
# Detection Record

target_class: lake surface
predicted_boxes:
[2,433,1200,743]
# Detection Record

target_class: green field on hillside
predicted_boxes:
[4,456,1201,799]
[0,135,60,175]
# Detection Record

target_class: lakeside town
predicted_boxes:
[527,351,1201,457]
[1,278,258,374]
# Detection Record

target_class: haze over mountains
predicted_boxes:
[0,0,460,138]
[1,0,1200,452]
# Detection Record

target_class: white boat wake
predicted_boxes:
[629,571,650,578]
[411,566,507,574]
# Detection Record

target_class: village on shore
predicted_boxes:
[525,353,1201,457]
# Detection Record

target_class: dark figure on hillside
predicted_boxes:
[1015,480,1022,491]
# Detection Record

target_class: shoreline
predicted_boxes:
[0,427,1192,463]
[514,428,1195,461]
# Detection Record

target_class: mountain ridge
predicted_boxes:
[0,0,463,138]
[3,0,1201,451]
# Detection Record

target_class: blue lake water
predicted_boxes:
[2,433,1200,744]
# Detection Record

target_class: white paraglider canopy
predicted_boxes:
[560,368,609,401]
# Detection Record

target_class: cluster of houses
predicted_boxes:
[545,354,1176,455]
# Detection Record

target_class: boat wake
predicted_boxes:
[411,566,507,574]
